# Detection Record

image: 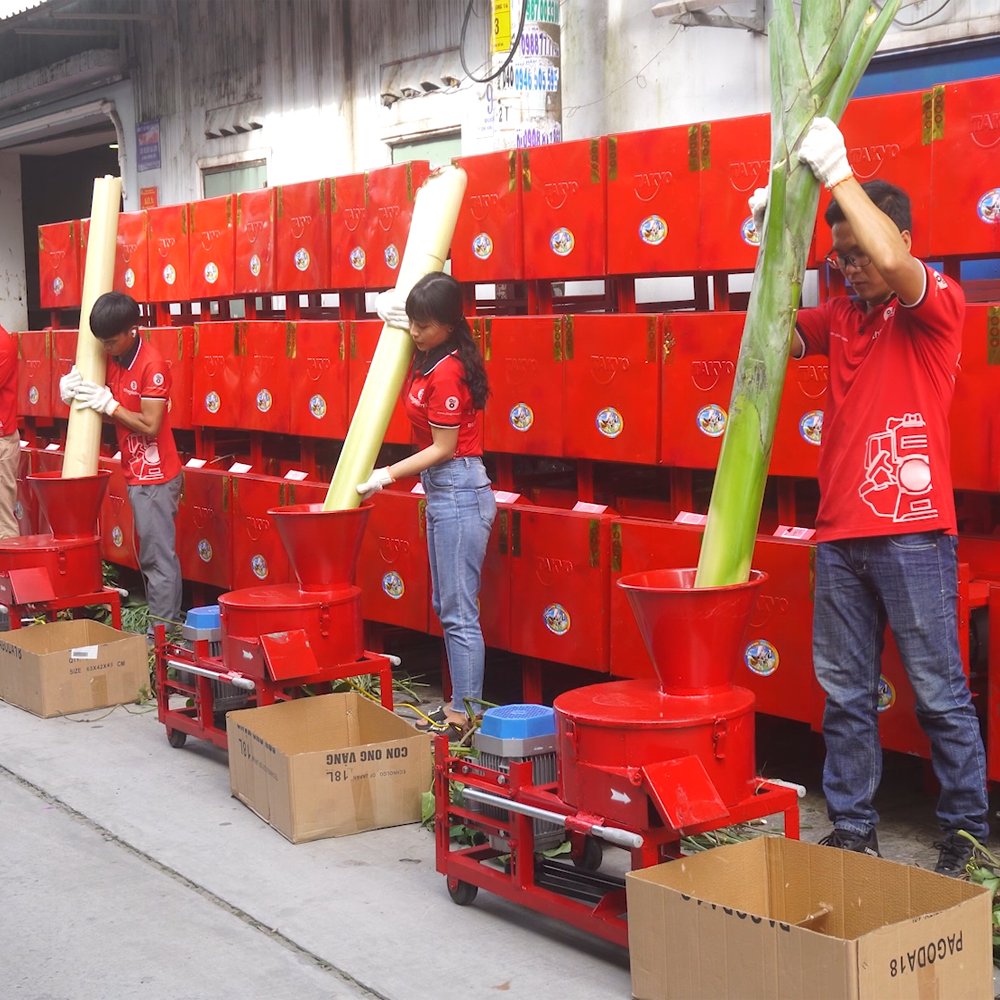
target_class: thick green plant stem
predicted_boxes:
[695,0,900,588]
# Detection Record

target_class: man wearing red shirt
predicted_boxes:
[0,323,19,538]
[786,119,988,875]
[69,292,182,641]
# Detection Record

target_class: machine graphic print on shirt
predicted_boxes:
[123,432,164,481]
[859,412,938,522]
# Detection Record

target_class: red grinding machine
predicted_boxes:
[434,567,803,945]
[155,502,396,749]
[0,470,124,629]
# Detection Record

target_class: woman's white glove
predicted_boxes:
[59,365,83,405]
[748,186,768,239]
[375,288,409,328]
[797,117,853,190]
[356,467,394,500]
[74,380,120,416]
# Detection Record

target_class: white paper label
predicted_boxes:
[229,462,252,474]
[572,501,607,514]
[185,457,207,468]
[45,443,60,451]
[674,511,708,526]
[69,645,99,660]
[494,490,521,504]
[410,483,426,495]
[284,470,308,481]
[774,524,816,540]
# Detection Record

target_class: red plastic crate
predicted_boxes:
[98,455,139,570]
[362,161,431,289]
[143,326,194,432]
[229,473,294,590]
[768,354,826,479]
[17,330,51,419]
[329,171,369,289]
[146,204,192,303]
[240,321,291,433]
[177,467,232,589]
[114,211,150,301]
[288,320,349,439]
[234,187,276,296]
[191,321,242,428]
[49,328,79,419]
[14,446,36,536]
[951,304,1000,492]
[275,178,331,292]
[189,194,236,299]
[347,319,412,446]
[38,220,83,309]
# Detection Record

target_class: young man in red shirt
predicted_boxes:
[767,119,988,875]
[64,292,183,642]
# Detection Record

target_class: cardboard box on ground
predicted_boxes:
[0,620,148,718]
[227,692,433,843]
[626,837,992,1000]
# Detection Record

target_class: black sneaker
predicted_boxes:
[933,832,974,878]
[818,827,881,858]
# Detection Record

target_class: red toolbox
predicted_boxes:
[189,194,236,300]
[288,320,349,439]
[234,187,276,296]
[49,328,79,419]
[606,124,701,276]
[521,138,607,280]
[17,329,51,419]
[347,319,412,445]
[98,455,139,570]
[696,114,770,272]
[146,204,192,303]
[562,314,661,465]
[240,321,291,434]
[362,161,431,289]
[229,473,294,590]
[143,325,194,431]
[177,466,232,589]
[508,506,613,672]
[659,311,743,469]
[38,220,83,310]
[275,178,331,292]
[482,315,565,457]
[358,487,430,633]
[951,304,1000,492]
[451,149,524,283]
[191,321,241,428]
[929,75,1000,258]
[329,171,370,289]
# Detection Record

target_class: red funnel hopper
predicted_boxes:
[618,567,766,694]
[269,502,372,592]
[29,470,111,539]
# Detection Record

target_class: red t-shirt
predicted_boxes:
[403,350,481,457]
[795,263,964,542]
[106,338,182,485]
[0,326,17,438]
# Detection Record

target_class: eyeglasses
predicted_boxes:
[824,250,871,271]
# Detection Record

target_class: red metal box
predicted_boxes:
[142,325,194,431]
[114,211,149,301]
[696,114,770,272]
[177,467,232,589]
[146,204,192,303]
[357,488,429,633]
[14,446,36,537]
[768,354,825,479]
[451,150,524,282]
[482,315,564,457]
[521,138,607,280]
[240,321,291,433]
[929,75,1000,258]
[234,187,276,296]
[508,506,613,672]
[191,321,242,428]
[229,473,294,590]
[38,220,83,309]
[362,161,431,289]
[562,314,661,464]
[347,320,412,446]
[606,124,701,276]
[329,171,369,289]
[49,328,79,419]
[98,455,138,570]
[951,304,1000,492]
[275,178,331,292]
[17,330,51,419]
[288,320,349,439]
[659,311,743,469]
[189,194,236,299]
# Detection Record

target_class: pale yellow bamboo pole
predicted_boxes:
[323,165,468,511]
[62,175,122,479]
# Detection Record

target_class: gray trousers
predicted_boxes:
[128,474,183,636]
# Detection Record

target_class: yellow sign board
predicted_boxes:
[492,0,511,53]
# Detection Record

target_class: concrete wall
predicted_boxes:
[0,152,26,332]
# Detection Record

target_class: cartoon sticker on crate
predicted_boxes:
[745,639,779,677]
[205,391,221,415]
[543,603,571,635]
[294,248,310,272]
[28,386,38,406]
[697,404,727,438]
[249,254,262,278]
[198,539,213,563]
[256,389,273,413]
[124,268,136,289]
[52,277,64,297]
[204,262,219,285]
[252,554,268,580]
[510,402,534,432]
[741,216,760,247]
[550,228,575,257]
[350,247,366,270]
[385,244,400,270]
[799,410,823,446]
[111,525,124,548]
[163,264,176,285]
[382,571,404,600]
[639,215,667,246]
[309,394,327,419]
[977,189,1000,225]
[596,407,623,439]
[473,233,494,259]
[877,675,895,712]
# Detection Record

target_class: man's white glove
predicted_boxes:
[797,117,852,190]
[58,365,83,405]
[375,288,409,329]
[356,467,394,501]
[74,380,120,416]
[748,186,768,239]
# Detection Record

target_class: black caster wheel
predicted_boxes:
[447,877,478,906]
[166,728,187,748]
[573,836,604,872]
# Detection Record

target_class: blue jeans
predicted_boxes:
[813,532,989,840]
[421,457,496,714]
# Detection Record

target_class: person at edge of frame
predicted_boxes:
[357,272,496,741]
[0,319,19,540]
[748,116,988,878]
[58,291,183,645]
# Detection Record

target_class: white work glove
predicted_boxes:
[374,288,409,329]
[748,185,768,240]
[356,467,394,501]
[74,380,120,416]
[797,117,852,190]
[58,365,83,405]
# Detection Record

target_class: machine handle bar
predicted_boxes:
[461,786,643,849]
[166,659,257,691]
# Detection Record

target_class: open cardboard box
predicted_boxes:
[626,836,992,1000]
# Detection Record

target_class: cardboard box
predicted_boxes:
[227,693,432,843]
[0,620,148,718]
[626,837,993,1000]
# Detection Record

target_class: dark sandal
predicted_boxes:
[414,708,449,732]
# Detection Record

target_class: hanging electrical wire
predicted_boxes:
[893,0,954,27]
[459,0,529,84]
